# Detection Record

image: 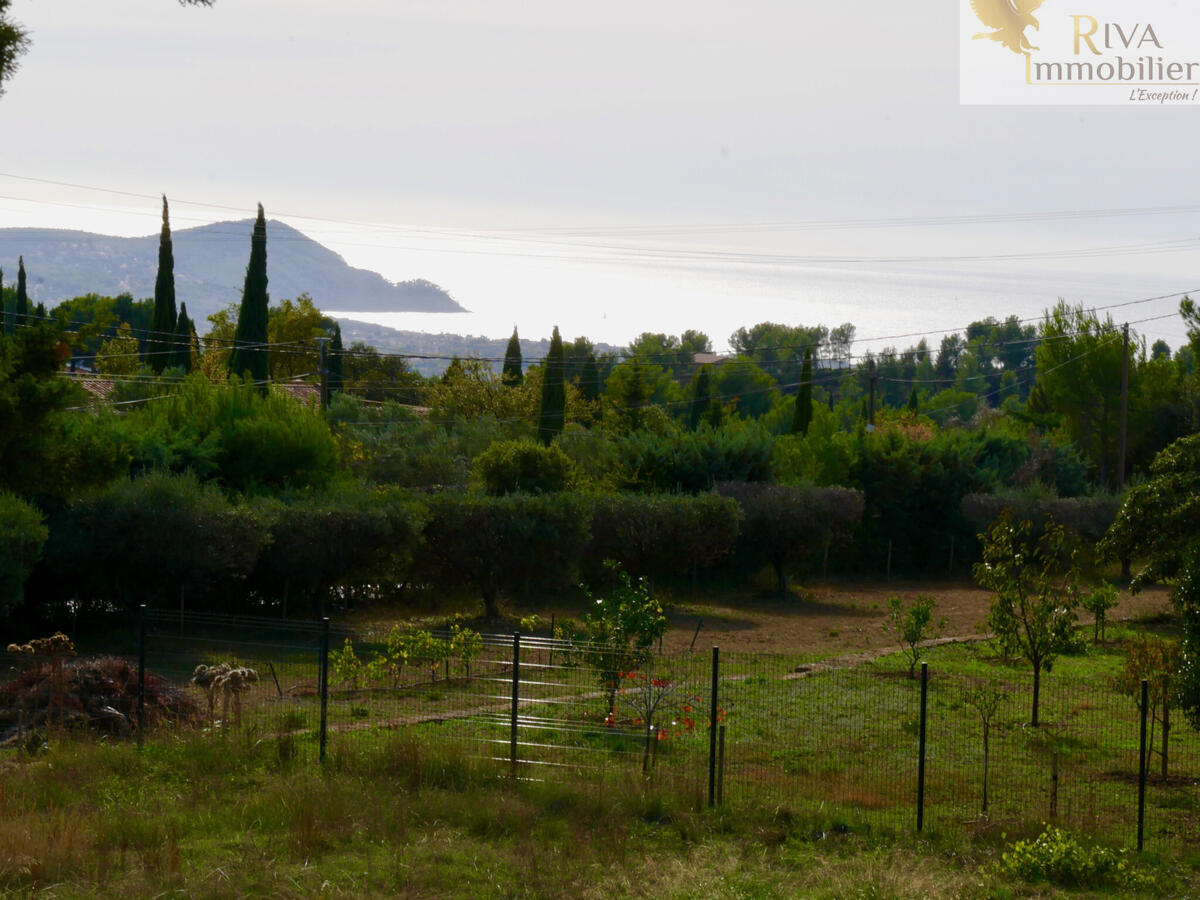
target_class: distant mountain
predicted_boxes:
[0,219,466,321]
[336,320,622,378]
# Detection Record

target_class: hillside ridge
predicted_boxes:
[0,219,466,320]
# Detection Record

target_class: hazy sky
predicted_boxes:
[1,0,1197,350]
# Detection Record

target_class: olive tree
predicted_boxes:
[717,482,864,596]
[419,492,590,620]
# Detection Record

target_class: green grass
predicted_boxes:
[10,618,1200,895]
[107,621,1200,859]
[0,730,1189,898]
[713,638,1194,845]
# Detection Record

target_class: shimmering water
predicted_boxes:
[323,237,1196,354]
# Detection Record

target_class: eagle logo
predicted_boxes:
[970,0,1046,54]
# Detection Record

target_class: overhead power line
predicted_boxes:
[9,283,1193,372]
[4,172,1200,272]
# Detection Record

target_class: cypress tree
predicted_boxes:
[0,267,6,335]
[328,321,344,396]
[502,326,523,386]
[538,326,566,445]
[172,303,194,373]
[228,204,270,387]
[906,387,919,415]
[689,365,713,430]
[791,347,814,435]
[150,195,177,374]
[14,256,27,328]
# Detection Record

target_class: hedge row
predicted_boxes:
[22,474,863,622]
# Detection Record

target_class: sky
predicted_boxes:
[1,0,1197,353]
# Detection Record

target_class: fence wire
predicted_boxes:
[4,611,1199,856]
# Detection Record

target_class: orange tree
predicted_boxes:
[557,561,668,715]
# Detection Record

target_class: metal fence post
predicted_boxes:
[708,646,720,807]
[510,632,521,777]
[717,724,726,806]
[1138,678,1148,852]
[136,604,146,748]
[319,617,330,762]
[917,661,928,833]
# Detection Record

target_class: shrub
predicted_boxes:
[0,493,48,617]
[1082,582,1118,642]
[329,638,377,691]
[342,413,523,490]
[1000,827,1147,889]
[471,439,574,495]
[612,423,773,493]
[882,594,946,678]
[128,375,338,493]
[853,428,1029,574]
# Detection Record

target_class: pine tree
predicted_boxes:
[906,387,919,415]
[228,204,270,387]
[173,303,194,373]
[791,348,813,435]
[502,326,523,386]
[150,195,177,374]
[14,256,28,329]
[689,365,713,430]
[579,352,601,403]
[328,321,344,396]
[0,267,6,335]
[538,326,566,445]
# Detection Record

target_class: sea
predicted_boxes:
[319,233,1198,355]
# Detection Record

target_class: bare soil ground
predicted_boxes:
[350,581,1175,660]
[657,581,1174,656]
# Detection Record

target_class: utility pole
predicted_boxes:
[867,358,876,432]
[1117,322,1129,492]
[316,337,330,412]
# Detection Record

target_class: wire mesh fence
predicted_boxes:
[4,609,1200,856]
